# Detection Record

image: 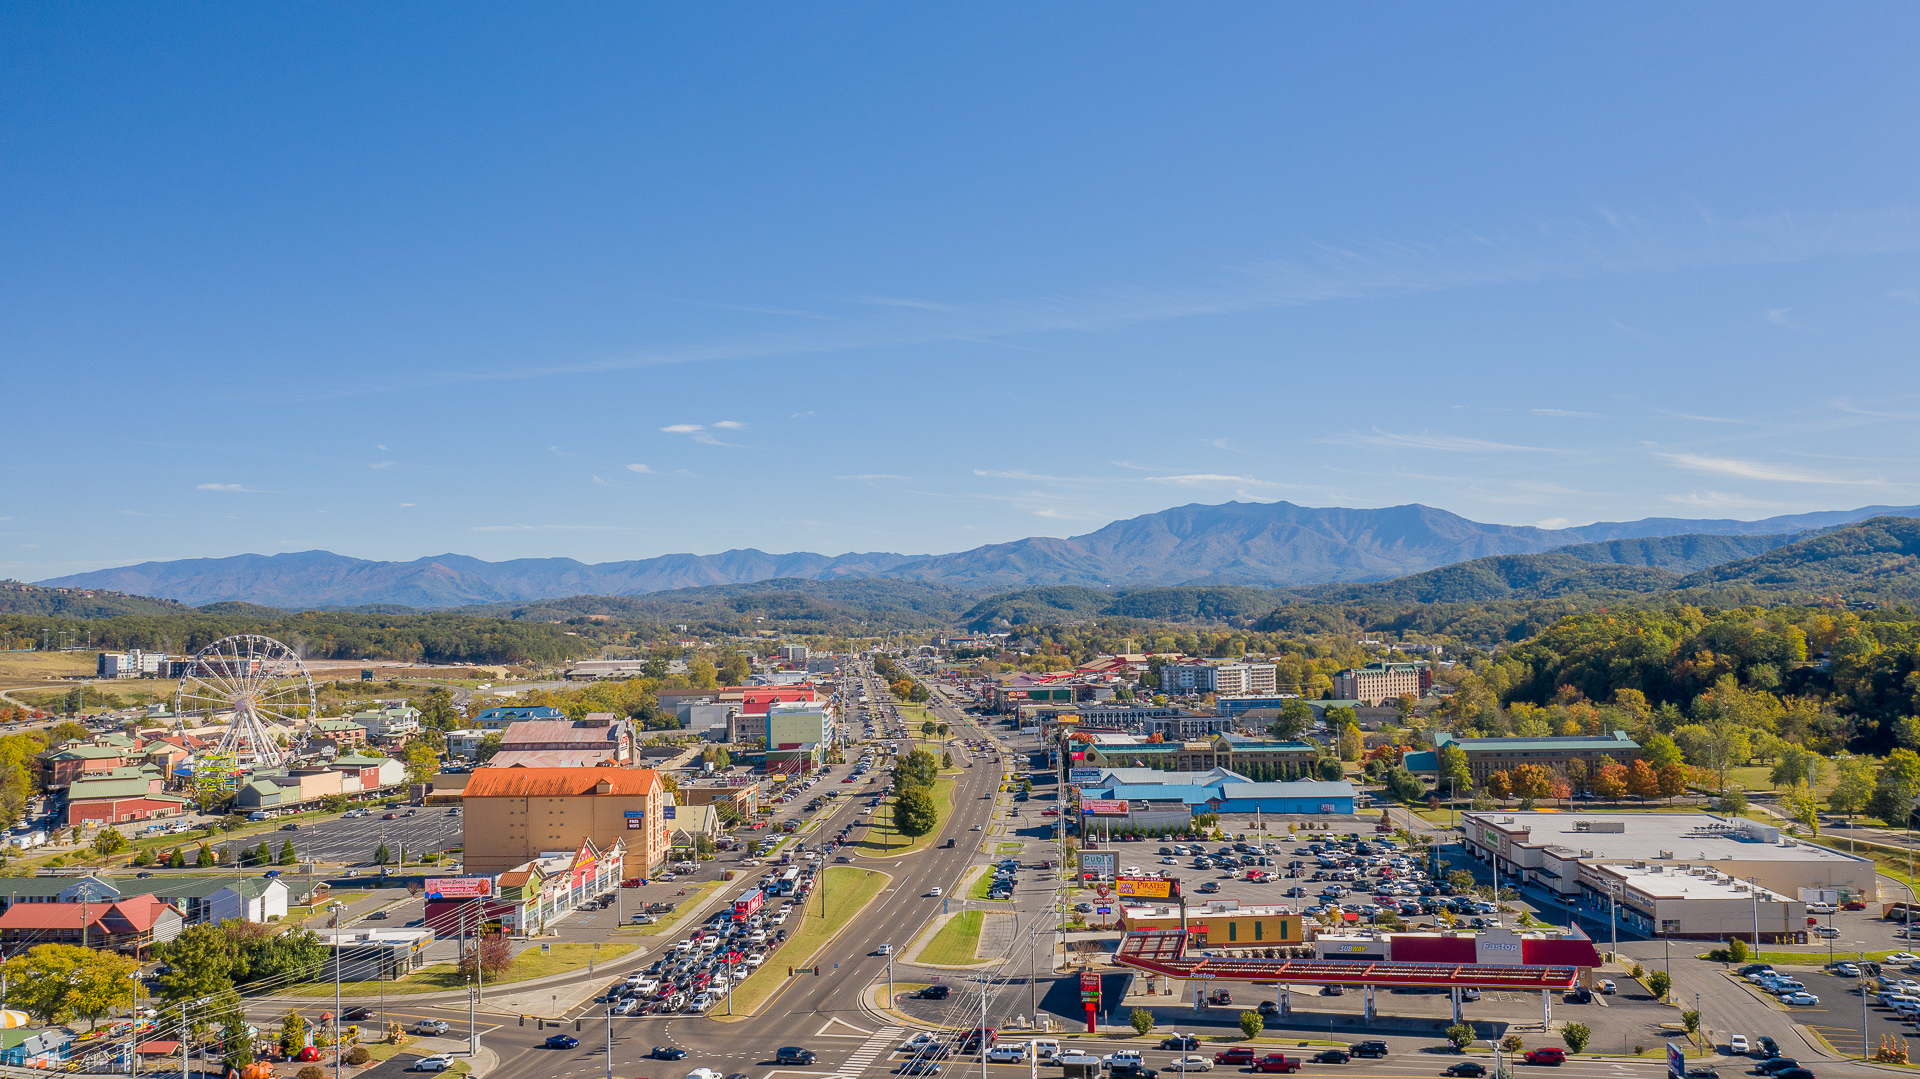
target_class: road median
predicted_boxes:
[712,865,892,1019]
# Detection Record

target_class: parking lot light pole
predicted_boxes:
[1860,944,1870,1061]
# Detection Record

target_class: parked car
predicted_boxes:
[1730,1036,1750,1055]
[407,1056,454,1073]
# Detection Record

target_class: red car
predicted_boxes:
[1213,1049,1258,1067]
[1041,809,1059,816]
[621,877,643,888]
[1522,1049,1565,1066]
[1251,1055,1301,1073]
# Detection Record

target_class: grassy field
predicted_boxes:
[918,911,985,966]
[995,842,1024,854]
[1802,833,1920,887]
[718,866,890,1018]
[856,775,956,858]
[0,651,97,680]
[280,890,374,926]
[285,941,639,998]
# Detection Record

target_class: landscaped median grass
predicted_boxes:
[283,941,639,997]
[856,776,955,857]
[363,1041,472,1074]
[918,910,985,966]
[714,866,890,1019]
[621,880,725,935]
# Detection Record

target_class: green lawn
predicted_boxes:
[995,842,1024,853]
[856,775,955,857]
[623,880,725,934]
[284,941,637,997]
[718,867,890,1018]
[918,911,985,966]
[967,868,1007,901]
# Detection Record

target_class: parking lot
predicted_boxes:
[279,808,464,866]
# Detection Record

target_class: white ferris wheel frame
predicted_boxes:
[173,633,315,769]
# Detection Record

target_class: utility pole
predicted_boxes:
[604,1006,613,1079]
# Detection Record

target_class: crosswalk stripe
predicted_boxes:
[837,1026,904,1076]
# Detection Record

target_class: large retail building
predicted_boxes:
[1461,811,1872,938]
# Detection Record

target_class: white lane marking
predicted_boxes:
[817,1017,876,1037]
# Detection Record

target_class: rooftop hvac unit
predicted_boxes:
[1657,850,1674,859]
[1580,850,1594,859]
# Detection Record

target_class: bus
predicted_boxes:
[773,868,802,896]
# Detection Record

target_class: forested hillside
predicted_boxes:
[0,609,592,665]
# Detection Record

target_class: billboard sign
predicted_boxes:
[1116,876,1173,899]
[1082,800,1130,816]
[1079,851,1118,880]
[1666,1044,1684,1079]
[425,877,493,901]
[1069,768,1104,785]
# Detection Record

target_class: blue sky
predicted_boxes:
[6,5,1920,578]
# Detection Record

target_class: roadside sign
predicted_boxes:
[540,943,551,956]
[1095,907,1111,915]
[1666,1043,1683,1079]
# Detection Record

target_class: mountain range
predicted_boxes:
[36,500,1920,609]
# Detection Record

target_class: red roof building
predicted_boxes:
[0,893,183,954]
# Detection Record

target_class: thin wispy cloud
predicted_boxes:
[196,483,272,493]
[292,205,1920,399]
[1766,307,1802,329]
[661,422,747,446]
[1653,409,1756,425]
[1658,452,1891,487]
[399,503,415,507]
[1531,408,1604,419]
[1337,428,1560,453]
[469,524,631,532]
[1662,490,1791,509]
[1144,473,1290,489]
[369,461,395,470]
[625,463,656,474]
[837,474,912,483]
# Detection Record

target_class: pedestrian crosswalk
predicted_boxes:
[839,1025,904,1076]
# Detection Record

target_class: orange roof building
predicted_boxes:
[460,768,667,876]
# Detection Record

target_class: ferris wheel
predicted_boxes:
[173,633,314,769]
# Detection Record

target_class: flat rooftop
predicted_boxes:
[1464,811,1867,866]
[1595,863,1795,902]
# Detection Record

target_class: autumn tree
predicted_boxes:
[1509,764,1554,808]
[1655,764,1689,802]
[1626,760,1661,802]
[1593,763,1629,803]
[1485,770,1512,801]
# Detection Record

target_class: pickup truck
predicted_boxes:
[1522,1049,1566,1066]
[1250,1055,1301,1073]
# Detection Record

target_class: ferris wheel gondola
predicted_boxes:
[173,634,314,770]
